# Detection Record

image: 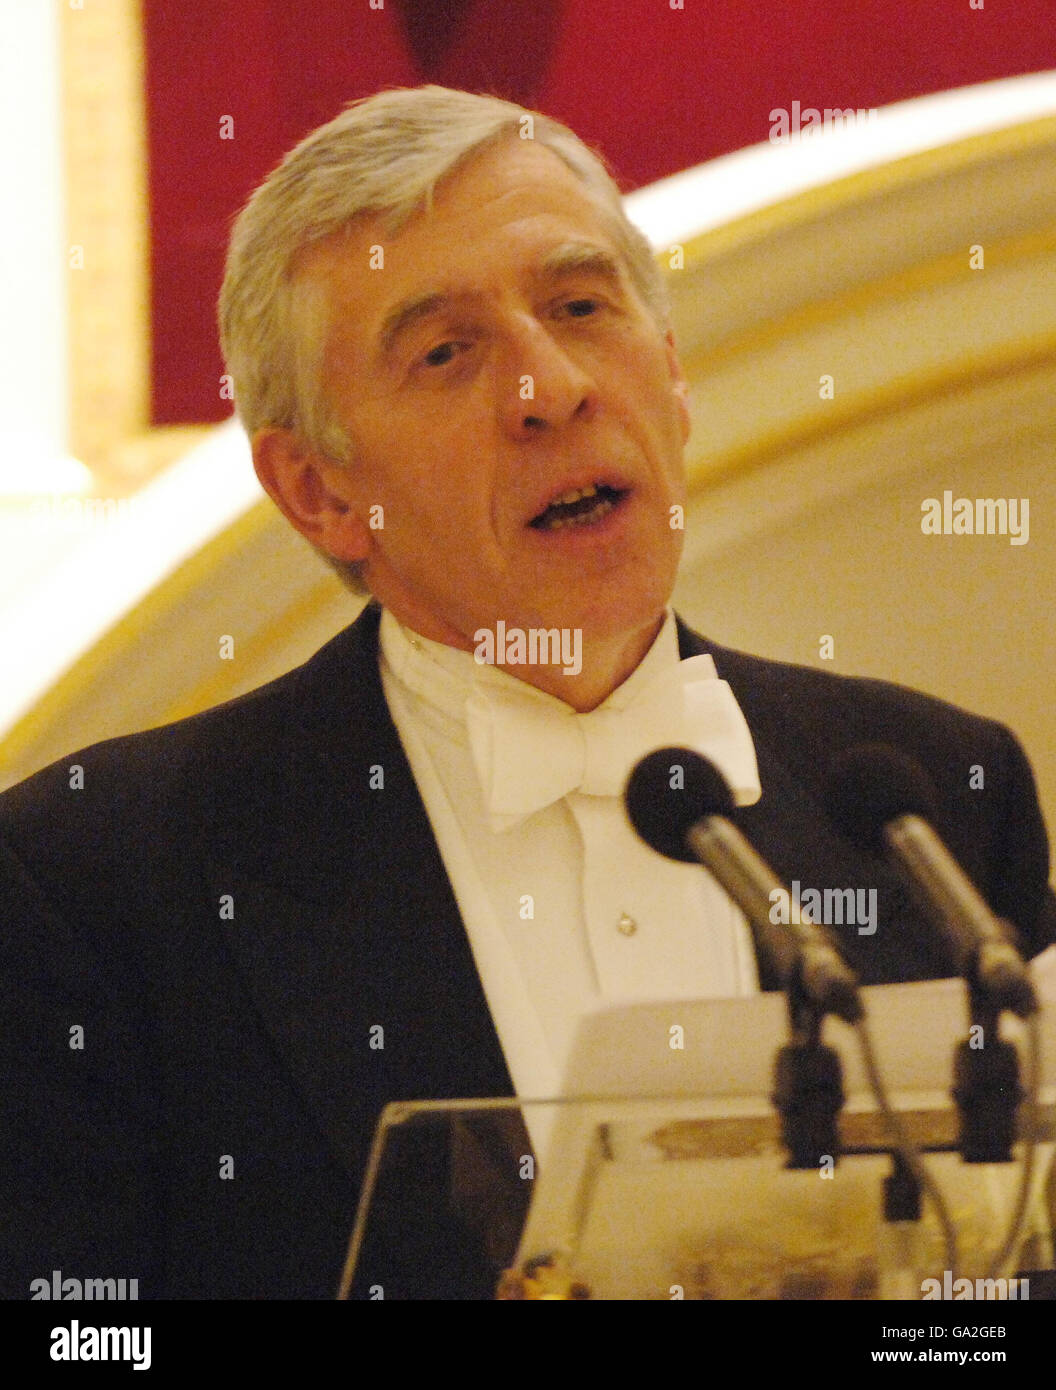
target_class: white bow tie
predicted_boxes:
[466,655,762,831]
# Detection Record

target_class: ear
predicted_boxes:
[252,426,370,565]
[663,330,691,443]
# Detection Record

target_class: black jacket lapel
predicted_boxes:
[200,603,515,1183]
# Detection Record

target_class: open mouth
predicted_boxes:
[528,482,629,531]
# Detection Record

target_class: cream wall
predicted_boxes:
[673,385,1056,837]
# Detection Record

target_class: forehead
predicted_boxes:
[300,140,630,362]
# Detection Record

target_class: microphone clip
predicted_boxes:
[771,977,847,1171]
[952,979,1027,1164]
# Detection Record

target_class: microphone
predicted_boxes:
[825,743,1037,1019]
[826,742,1038,1163]
[625,747,862,1024]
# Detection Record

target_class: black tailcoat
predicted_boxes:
[2,604,1052,1297]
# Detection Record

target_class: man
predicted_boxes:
[3,86,1053,1300]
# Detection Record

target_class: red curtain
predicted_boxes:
[142,0,1056,424]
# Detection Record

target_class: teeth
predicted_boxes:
[549,483,599,507]
[539,496,615,530]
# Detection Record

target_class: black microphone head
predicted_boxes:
[826,743,941,854]
[625,747,736,863]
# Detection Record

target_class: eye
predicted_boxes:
[422,341,462,367]
[563,298,600,318]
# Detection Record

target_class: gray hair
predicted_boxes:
[218,85,669,591]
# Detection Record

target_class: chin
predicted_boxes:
[538,579,671,643]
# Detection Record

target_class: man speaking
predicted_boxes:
[2,85,1053,1299]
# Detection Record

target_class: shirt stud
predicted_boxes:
[617,912,638,936]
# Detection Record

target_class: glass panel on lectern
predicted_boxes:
[339,1092,1056,1300]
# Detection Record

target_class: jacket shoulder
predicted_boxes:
[4,612,372,795]
[0,610,380,888]
[702,636,1010,763]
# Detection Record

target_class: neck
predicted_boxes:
[383,599,667,712]
[492,615,667,711]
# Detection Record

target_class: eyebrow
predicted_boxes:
[538,242,624,285]
[379,291,452,358]
[377,242,625,359]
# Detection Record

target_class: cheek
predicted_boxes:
[612,339,687,426]
[379,466,489,551]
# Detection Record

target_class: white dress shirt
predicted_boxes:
[379,608,763,1100]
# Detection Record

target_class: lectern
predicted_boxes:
[341,979,1056,1299]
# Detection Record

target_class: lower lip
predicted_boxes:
[526,493,633,544]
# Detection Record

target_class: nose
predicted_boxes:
[497,317,598,439]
